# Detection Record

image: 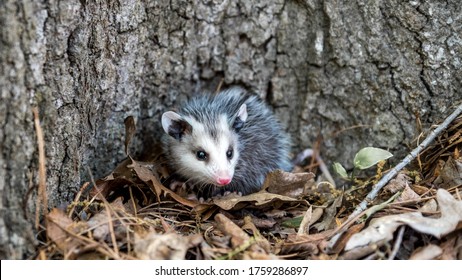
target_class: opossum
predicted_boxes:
[161,87,292,197]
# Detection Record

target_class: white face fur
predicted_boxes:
[162,104,247,187]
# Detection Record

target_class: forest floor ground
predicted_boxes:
[34,115,462,260]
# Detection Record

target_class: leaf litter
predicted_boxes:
[36,114,462,260]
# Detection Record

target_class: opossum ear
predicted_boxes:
[162,111,192,140]
[233,103,247,132]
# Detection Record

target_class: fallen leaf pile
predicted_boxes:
[36,116,462,260]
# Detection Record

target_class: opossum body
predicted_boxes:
[161,87,292,197]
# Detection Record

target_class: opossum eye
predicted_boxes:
[196,150,207,161]
[226,148,233,159]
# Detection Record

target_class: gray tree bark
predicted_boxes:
[0,0,460,259]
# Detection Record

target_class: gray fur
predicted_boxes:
[161,87,292,197]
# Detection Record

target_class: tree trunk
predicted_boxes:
[1,0,460,259]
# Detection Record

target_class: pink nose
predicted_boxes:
[216,177,231,186]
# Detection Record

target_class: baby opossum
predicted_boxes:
[161,87,292,197]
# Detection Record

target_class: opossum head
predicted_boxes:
[162,103,248,187]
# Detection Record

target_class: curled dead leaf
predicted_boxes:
[277,232,333,256]
[314,194,343,231]
[396,185,421,202]
[410,244,443,260]
[87,197,129,241]
[211,191,304,211]
[46,208,88,257]
[439,233,462,260]
[124,116,136,156]
[134,232,203,260]
[128,158,200,208]
[215,213,250,248]
[242,216,271,253]
[419,198,438,213]
[345,189,462,251]
[262,170,315,197]
[383,173,411,194]
[434,157,462,189]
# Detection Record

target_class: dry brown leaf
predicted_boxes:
[90,177,138,201]
[277,231,333,256]
[297,206,312,236]
[411,184,431,195]
[384,173,411,193]
[46,208,87,256]
[214,213,250,248]
[211,191,304,211]
[272,227,297,237]
[89,157,139,199]
[339,243,380,260]
[242,216,271,253]
[102,158,136,181]
[419,198,438,213]
[345,189,462,251]
[295,207,325,236]
[87,197,128,241]
[193,203,218,220]
[242,251,279,260]
[213,214,274,257]
[396,185,421,202]
[434,157,462,189]
[439,232,462,260]
[410,244,443,260]
[314,194,343,231]
[127,158,163,197]
[331,222,365,254]
[262,170,315,197]
[309,207,324,228]
[245,216,277,229]
[276,238,319,256]
[134,232,203,259]
[454,233,462,260]
[91,154,201,209]
[124,116,136,156]
[265,209,287,218]
[129,158,200,208]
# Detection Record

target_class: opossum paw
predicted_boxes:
[169,180,186,191]
[222,191,243,197]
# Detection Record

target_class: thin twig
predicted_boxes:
[388,226,405,260]
[47,218,121,259]
[350,103,462,219]
[129,186,137,218]
[33,107,48,229]
[315,150,336,187]
[293,148,336,187]
[87,167,119,257]
[329,103,462,248]
[104,201,119,256]
[68,182,90,218]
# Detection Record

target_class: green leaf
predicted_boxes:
[353,147,393,170]
[281,216,303,228]
[333,162,348,179]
